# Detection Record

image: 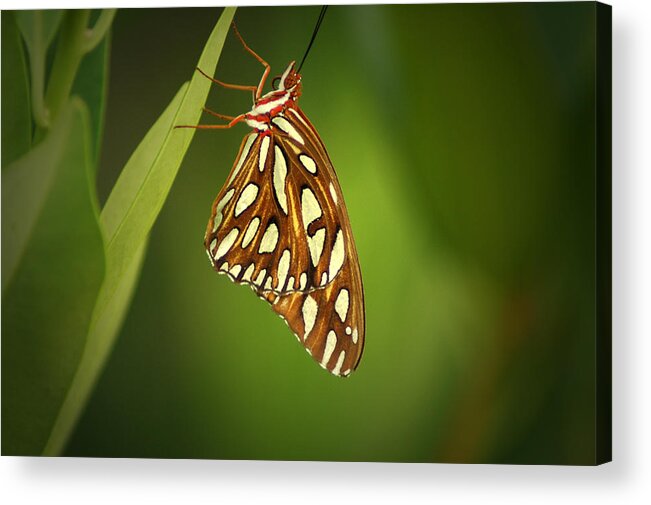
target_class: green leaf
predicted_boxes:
[40,86,184,456]
[1,98,105,456]
[1,12,32,167]
[41,239,148,456]
[41,7,237,455]
[102,6,236,283]
[71,29,110,169]
[2,94,80,293]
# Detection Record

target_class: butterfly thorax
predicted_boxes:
[244,61,302,132]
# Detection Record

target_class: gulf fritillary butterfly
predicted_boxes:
[179,19,364,377]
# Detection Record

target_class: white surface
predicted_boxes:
[1,0,650,503]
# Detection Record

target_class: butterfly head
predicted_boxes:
[277,61,302,99]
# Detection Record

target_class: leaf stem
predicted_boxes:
[28,12,49,128]
[44,10,90,124]
[83,9,117,53]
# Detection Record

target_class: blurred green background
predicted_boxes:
[56,4,598,464]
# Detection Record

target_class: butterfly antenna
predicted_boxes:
[297,5,329,73]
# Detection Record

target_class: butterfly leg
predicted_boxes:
[195,66,258,104]
[195,66,257,96]
[195,22,272,101]
[202,108,236,122]
[175,113,246,130]
[230,22,271,100]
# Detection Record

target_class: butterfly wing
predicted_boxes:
[205,105,365,376]
[265,243,365,376]
[268,107,365,375]
[206,132,345,294]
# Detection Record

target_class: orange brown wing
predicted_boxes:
[205,105,365,376]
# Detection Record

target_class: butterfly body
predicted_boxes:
[244,62,302,130]
[202,57,364,377]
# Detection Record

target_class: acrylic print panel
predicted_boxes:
[1,2,611,465]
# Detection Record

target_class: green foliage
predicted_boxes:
[14,10,63,128]
[101,6,235,304]
[3,4,600,465]
[71,29,110,168]
[14,9,63,49]
[2,99,105,455]
[65,5,600,465]
[1,12,32,166]
[2,100,86,293]
[1,7,236,455]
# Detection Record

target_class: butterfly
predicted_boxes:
[180,22,364,377]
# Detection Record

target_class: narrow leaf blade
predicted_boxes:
[42,7,237,454]
[102,6,236,275]
[42,239,148,456]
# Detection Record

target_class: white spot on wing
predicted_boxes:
[241,216,260,248]
[264,276,273,290]
[215,228,239,259]
[227,133,256,186]
[345,326,352,335]
[288,108,310,129]
[299,272,307,290]
[322,331,337,366]
[302,295,318,341]
[273,146,288,214]
[287,276,295,290]
[258,222,279,253]
[259,136,270,172]
[329,183,338,204]
[242,263,255,282]
[277,249,291,290]
[212,188,235,232]
[328,229,345,280]
[335,289,349,322]
[254,269,266,286]
[307,227,326,266]
[332,350,346,375]
[352,328,358,344]
[301,187,322,230]
[272,116,304,144]
[229,264,242,277]
[320,272,328,286]
[299,154,317,174]
[235,183,259,217]
[220,262,229,271]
